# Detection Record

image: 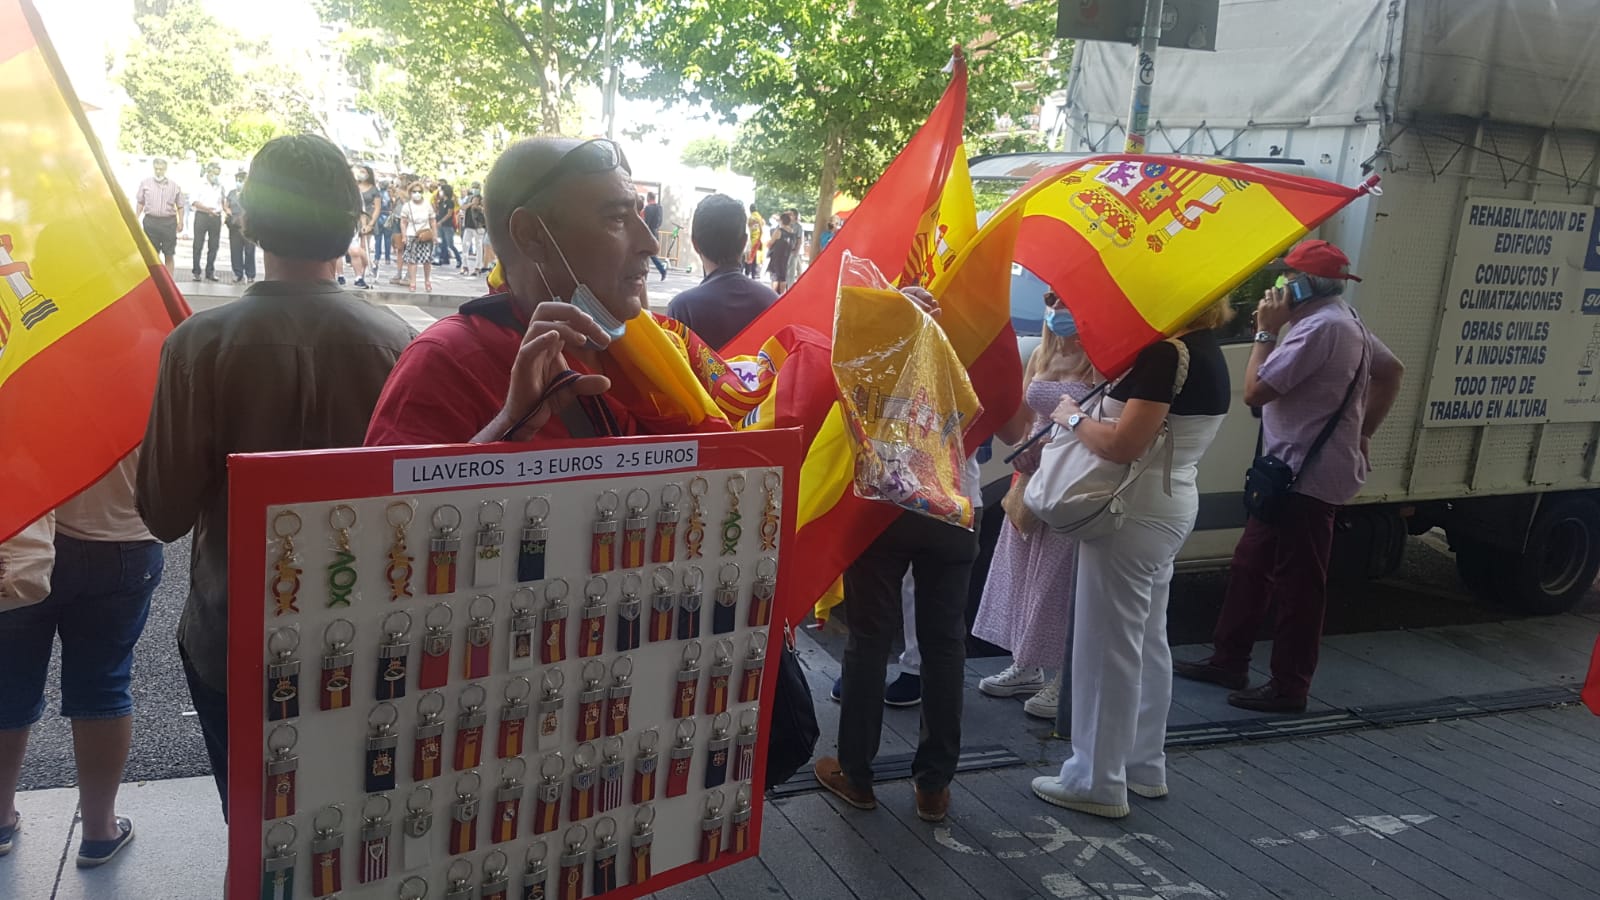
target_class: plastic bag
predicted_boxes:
[832,252,982,529]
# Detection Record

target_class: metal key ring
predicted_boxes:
[267,723,298,753]
[539,751,566,781]
[504,675,532,704]
[739,707,760,732]
[417,691,446,720]
[447,858,473,886]
[681,640,703,669]
[386,501,415,528]
[764,469,781,491]
[468,594,496,621]
[272,510,302,538]
[595,490,620,516]
[582,659,606,687]
[324,618,355,649]
[584,576,608,603]
[711,711,732,738]
[659,483,683,507]
[674,718,697,746]
[483,848,509,880]
[541,667,565,696]
[735,782,752,809]
[511,586,537,615]
[361,792,391,822]
[381,610,413,638]
[573,741,598,770]
[454,770,482,798]
[637,727,660,755]
[714,638,734,665]
[431,503,462,534]
[500,756,528,785]
[406,784,433,814]
[621,572,643,597]
[602,735,624,762]
[564,824,588,852]
[611,656,633,682]
[682,565,705,592]
[718,562,740,586]
[369,701,399,731]
[689,475,709,498]
[526,839,549,869]
[756,557,778,581]
[479,499,506,526]
[704,789,725,818]
[545,577,570,605]
[593,815,618,845]
[268,626,300,657]
[726,473,746,496]
[313,804,344,833]
[650,565,674,593]
[424,602,453,631]
[747,630,768,659]
[265,820,297,851]
[399,875,428,899]
[328,503,357,531]
[459,682,487,711]
[525,496,551,525]
[626,487,650,513]
[634,803,656,833]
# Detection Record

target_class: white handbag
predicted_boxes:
[1022,339,1190,539]
[0,513,56,612]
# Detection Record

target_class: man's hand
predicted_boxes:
[1256,287,1291,335]
[1359,433,1371,465]
[481,305,613,442]
[900,285,942,318]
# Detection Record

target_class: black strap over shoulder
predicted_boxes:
[458,293,522,331]
[1295,308,1369,488]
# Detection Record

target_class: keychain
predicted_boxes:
[357,793,393,884]
[558,825,589,900]
[651,483,681,564]
[412,692,446,781]
[319,618,356,711]
[418,602,454,690]
[750,558,777,628]
[706,638,734,716]
[579,577,607,657]
[673,640,703,720]
[591,490,620,574]
[375,610,413,701]
[508,587,538,671]
[591,816,620,894]
[498,676,532,759]
[720,473,746,556]
[698,791,726,864]
[740,630,768,704]
[734,707,759,782]
[265,627,301,722]
[385,501,416,601]
[263,724,298,821]
[492,758,527,844]
[474,500,507,587]
[712,562,739,634]
[621,488,649,568]
[399,875,428,900]
[631,729,659,804]
[535,668,566,751]
[327,503,358,607]
[453,683,488,771]
[365,702,399,793]
[665,718,695,799]
[705,711,732,789]
[759,469,781,551]
[309,804,345,898]
[532,752,565,836]
[684,475,708,559]
[540,578,570,665]
[401,785,434,872]
[568,742,599,822]
[269,510,303,616]
[677,566,704,640]
[523,842,550,900]
[576,659,606,743]
[730,784,753,854]
[260,821,297,900]
[647,566,675,643]
[427,504,463,595]
[463,594,496,679]
[629,805,654,884]
[615,572,642,651]
[596,736,625,814]
[481,849,512,900]
[444,859,475,900]
[605,656,632,737]
[448,770,481,855]
[518,496,551,582]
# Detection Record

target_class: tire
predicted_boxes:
[1497,496,1600,615]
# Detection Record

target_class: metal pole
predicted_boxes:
[603,0,617,139]
[1123,0,1164,153]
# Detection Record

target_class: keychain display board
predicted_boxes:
[225,430,801,900]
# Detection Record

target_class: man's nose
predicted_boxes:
[631,214,660,256]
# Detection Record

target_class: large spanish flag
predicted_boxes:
[0,0,188,541]
[1008,156,1379,377]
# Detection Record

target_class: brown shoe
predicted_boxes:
[914,785,950,822]
[1227,681,1307,713]
[1172,658,1249,691]
[814,757,876,810]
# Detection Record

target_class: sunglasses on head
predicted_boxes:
[511,138,631,211]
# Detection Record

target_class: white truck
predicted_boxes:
[974,0,1600,613]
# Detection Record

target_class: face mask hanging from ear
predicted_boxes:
[535,216,628,340]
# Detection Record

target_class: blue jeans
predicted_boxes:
[0,536,162,729]
[435,223,461,267]
[374,227,392,263]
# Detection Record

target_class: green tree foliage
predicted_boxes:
[119,0,241,157]
[680,136,731,170]
[350,56,504,178]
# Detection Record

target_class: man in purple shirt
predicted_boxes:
[1175,240,1404,712]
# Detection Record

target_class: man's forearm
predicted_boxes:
[1362,375,1402,437]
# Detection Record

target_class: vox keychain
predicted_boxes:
[621,488,650,568]
[448,770,482,856]
[647,566,675,643]
[385,501,416,601]
[759,469,781,551]
[309,804,345,898]
[474,500,507,588]
[651,483,682,564]
[712,562,739,635]
[365,702,400,793]
[673,640,703,720]
[568,742,599,822]
[677,565,705,640]
[705,638,734,716]
[268,510,303,616]
[498,676,532,759]
[535,668,566,751]
[491,758,527,844]
[523,842,550,900]
[412,691,446,781]
[260,821,297,900]
[558,825,589,900]
[265,627,301,722]
[704,711,732,789]
[734,707,759,782]
[453,683,488,772]
[427,504,464,595]
[605,656,632,737]
[629,805,655,885]
[481,849,512,900]
[532,752,565,836]
[749,557,777,628]
[357,793,393,884]
[318,618,356,711]
[374,610,413,701]
[740,630,768,704]
[540,578,570,665]
[596,736,625,814]
[591,490,620,574]
[684,475,708,559]
[631,729,659,803]
[579,577,608,658]
[463,594,496,679]
[401,785,434,871]
[508,587,538,671]
[698,790,726,864]
[720,473,746,556]
[590,816,620,894]
[615,573,642,651]
[263,724,298,821]
[576,660,606,743]
[729,784,753,854]
[418,603,454,690]
[517,497,551,583]
[665,719,696,799]
[326,504,358,607]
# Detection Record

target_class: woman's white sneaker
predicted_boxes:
[1030,776,1130,819]
[978,663,1046,697]
[1023,678,1060,719]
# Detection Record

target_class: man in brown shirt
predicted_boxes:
[137,134,413,815]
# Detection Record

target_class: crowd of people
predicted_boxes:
[0,129,1406,871]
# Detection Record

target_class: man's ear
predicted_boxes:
[507,208,547,264]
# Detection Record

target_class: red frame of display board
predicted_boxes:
[225,428,804,900]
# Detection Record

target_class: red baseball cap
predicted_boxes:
[1283,239,1361,281]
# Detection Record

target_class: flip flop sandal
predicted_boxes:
[0,812,19,856]
[76,816,134,868]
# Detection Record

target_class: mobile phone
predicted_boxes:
[1275,274,1316,304]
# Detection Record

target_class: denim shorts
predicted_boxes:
[0,535,163,729]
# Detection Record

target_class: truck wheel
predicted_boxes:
[1498,496,1600,615]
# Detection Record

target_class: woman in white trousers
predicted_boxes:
[1031,299,1233,818]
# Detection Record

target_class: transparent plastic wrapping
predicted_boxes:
[831,252,983,529]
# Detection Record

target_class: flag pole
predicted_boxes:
[1123,0,1164,154]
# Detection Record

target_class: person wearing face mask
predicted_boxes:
[189,162,225,282]
[134,158,182,273]
[224,169,255,283]
[398,182,436,292]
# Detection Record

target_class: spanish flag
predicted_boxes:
[0,0,189,542]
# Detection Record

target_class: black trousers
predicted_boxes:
[180,641,229,820]
[191,210,221,277]
[838,508,979,792]
[228,224,256,280]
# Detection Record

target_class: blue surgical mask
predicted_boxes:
[1044,306,1078,338]
[535,216,628,342]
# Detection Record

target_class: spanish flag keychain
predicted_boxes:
[677,565,705,640]
[412,691,446,781]
[652,483,682,564]
[426,504,463,595]
[263,724,298,822]
[698,791,726,864]
[463,594,496,680]
[541,578,571,665]
[385,501,416,601]
[265,627,300,722]
[591,490,620,573]
[576,660,606,743]
[508,587,539,672]
[326,504,358,608]
[734,707,759,782]
[720,472,746,556]
[673,641,703,720]
[647,566,675,643]
[498,676,532,759]
[729,784,753,854]
[579,577,608,658]
[453,683,488,772]
[268,510,303,616]
[522,841,550,900]
[568,742,599,822]
[473,500,507,588]
[448,771,481,856]
[712,562,740,634]
[621,488,650,568]
[374,609,413,701]
[739,630,768,704]
[605,656,633,737]
[365,702,400,794]
[590,816,620,894]
[557,825,589,900]
[665,718,696,799]
[759,469,781,551]
[615,573,642,651]
[309,804,345,898]
[704,711,732,789]
[749,557,777,628]
[318,618,356,711]
[480,849,511,900]
[517,496,551,583]
[260,822,297,900]
[629,805,655,884]
[631,729,660,803]
[684,476,708,559]
[491,759,527,845]
[597,736,625,814]
[706,638,734,716]
[532,752,566,836]
[357,794,393,885]
[417,602,454,691]
[535,668,566,751]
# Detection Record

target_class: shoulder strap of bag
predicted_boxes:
[1294,309,1368,486]
[1156,337,1190,495]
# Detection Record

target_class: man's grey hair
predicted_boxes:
[1304,274,1345,298]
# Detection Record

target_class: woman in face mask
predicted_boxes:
[399,180,437,292]
[972,290,1098,720]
